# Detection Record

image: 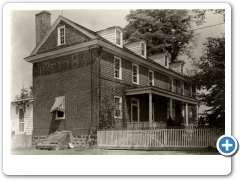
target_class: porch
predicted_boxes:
[125,86,199,129]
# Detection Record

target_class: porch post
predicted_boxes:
[149,93,153,128]
[185,103,188,126]
[170,98,173,118]
[196,105,199,121]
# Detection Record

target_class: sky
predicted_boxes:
[10,9,225,113]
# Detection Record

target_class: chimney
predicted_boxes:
[35,11,51,45]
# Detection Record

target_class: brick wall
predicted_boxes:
[32,48,100,137]
[36,20,91,55]
[99,50,169,127]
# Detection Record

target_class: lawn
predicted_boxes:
[11,146,220,155]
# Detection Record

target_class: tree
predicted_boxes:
[188,35,225,128]
[123,10,199,61]
[15,84,33,100]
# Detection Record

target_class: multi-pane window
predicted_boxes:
[141,42,146,57]
[169,78,173,92]
[58,26,65,45]
[148,70,154,86]
[114,96,122,119]
[114,56,122,79]
[132,64,139,84]
[116,30,121,45]
[181,82,184,95]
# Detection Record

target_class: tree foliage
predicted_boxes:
[15,84,33,100]
[123,10,199,61]
[189,35,225,128]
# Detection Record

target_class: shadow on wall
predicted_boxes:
[48,112,66,134]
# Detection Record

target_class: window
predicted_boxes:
[169,78,173,92]
[114,56,122,79]
[132,64,139,84]
[19,108,24,132]
[181,82,184,95]
[164,55,169,68]
[189,86,193,97]
[51,96,65,120]
[56,111,65,119]
[131,98,139,122]
[180,64,183,74]
[116,29,121,46]
[148,70,154,86]
[141,42,146,58]
[114,96,122,119]
[58,26,65,45]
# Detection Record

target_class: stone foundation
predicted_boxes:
[32,134,97,148]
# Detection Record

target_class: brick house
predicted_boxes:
[24,11,198,139]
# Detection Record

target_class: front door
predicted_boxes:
[131,98,139,122]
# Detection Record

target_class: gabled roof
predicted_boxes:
[30,15,97,56]
[28,16,186,79]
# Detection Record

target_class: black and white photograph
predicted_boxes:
[3,2,233,176]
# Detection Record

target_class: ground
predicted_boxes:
[11,146,220,155]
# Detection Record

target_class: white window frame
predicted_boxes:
[148,70,154,86]
[164,55,169,68]
[131,98,140,122]
[115,29,123,47]
[56,110,65,120]
[169,78,173,92]
[132,64,139,84]
[140,42,147,58]
[58,26,65,46]
[114,56,122,80]
[114,96,122,119]
[181,82,184,95]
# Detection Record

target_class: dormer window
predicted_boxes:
[164,55,169,68]
[115,29,122,47]
[58,26,65,46]
[141,42,146,58]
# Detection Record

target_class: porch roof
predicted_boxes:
[125,86,198,105]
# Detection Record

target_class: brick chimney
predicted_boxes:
[35,11,51,45]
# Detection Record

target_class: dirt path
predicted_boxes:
[11,147,220,155]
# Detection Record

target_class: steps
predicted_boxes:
[36,131,71,150]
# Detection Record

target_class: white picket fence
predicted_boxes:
[97,128,224,148]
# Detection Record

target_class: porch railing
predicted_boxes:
[126,122,167,129]
[97,128,224,148]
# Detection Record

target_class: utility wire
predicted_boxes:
[190,23,225,31]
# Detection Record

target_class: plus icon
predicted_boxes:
[217,135,238,156]
[222,139,233,151]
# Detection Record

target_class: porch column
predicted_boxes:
[196,105,199,121]
[149,93,153,128]
[185,103,188,126]
[170,98,173,118]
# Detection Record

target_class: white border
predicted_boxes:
[3,2,231,176]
